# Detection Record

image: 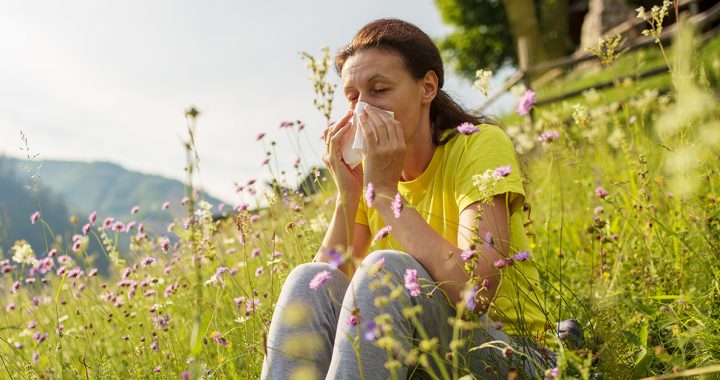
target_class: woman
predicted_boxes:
[262,18,555,379]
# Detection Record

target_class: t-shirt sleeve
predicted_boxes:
[454,125,526,213]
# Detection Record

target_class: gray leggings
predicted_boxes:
[261,250,552,379]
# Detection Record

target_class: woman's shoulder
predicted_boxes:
[443,124,515,154]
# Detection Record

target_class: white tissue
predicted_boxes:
[341,101,395,168]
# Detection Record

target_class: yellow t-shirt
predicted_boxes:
[356,124,552,341]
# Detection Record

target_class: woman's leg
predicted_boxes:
[325,250,512,379]
[261,262,350,380]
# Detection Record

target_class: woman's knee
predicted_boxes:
[283,262,349,292]
[359,250,422,276]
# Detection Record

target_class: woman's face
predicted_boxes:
[341,48,436,144]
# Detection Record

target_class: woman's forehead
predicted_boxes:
[341,49,406,86]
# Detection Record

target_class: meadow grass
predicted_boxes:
[1,19,719,380]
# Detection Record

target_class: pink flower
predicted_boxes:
[464,285,477,310]
[251,248,261,258]
[141,257,156,267]
[595,186,609,199]
[373,226,392,241]
[261,158,270,166]
[391,193,403,218]
[88,211,97,224]
[102,217,114,229]
[30,211,40,225]
[161,201,170,210]
[309,270,333,290]
[256,133,266,141]
[404,269,421,297]
[181,196,190,205]
[517,89,536,116]
[493,257,514,269]
[325,248,345,269]
[255,267,264,277]
[130,205,139,214]
[365,183,375,208]
[457,122,479,135]
[493,165,511,177]
[160,237,170,254]
[538,131,560,144]
[346,315,360,327]
[81,223,91,235]
[460,250,476,263]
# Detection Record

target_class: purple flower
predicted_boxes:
[365,183,375,208]
[538,131,560,144]
[309,270,332,290]
[161,201,170,210]
[82,223,91,235]
[484,231,494,248]
[245,298,260,314]
[325,248,345,269]
[251,248,261,258]
[464,286,477,310]
[256,133,266,141]
[6,303,16,311]
[513,250,531,262]
[544,367,560,380]
[346,315,359,327]
[30,211,40,225]
[460,250,476,263]
[595,186,609,199]
[160,237,170,254]
[233,297,245,307]
[102,217,114,229]
[28,321,38,329]
[131,205,140,214]
[141,257,156,267]
[363,321,379,342]
[12,281,20,293]
[88,211,97,224]
[373,226,392,241]
[255,267,264,277]
[391,193,403,218]
[121,267,132,279]
[491,321,504,330]
[457,122,479,135]
[493,257,514,269]
[212,332,228,347]
[404,269,422,297]
[493,165,512,177]
[517,89,536,116]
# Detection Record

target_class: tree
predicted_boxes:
[434,0,572,79]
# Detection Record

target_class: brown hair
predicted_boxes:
[335,18,492,145]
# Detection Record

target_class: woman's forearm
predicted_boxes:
[372,194,502,306]
[313,194,360,275]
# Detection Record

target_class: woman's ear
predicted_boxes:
[420,70,439,105]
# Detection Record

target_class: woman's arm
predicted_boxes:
[372,193,509,309]
[313,197,372,276]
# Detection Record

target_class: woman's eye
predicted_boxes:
[371,88,387,94]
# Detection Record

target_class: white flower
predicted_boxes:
[11,240,37,266]
[473,69,493,97]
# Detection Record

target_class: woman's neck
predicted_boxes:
[401,123,436,181]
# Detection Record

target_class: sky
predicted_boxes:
[0,0,515,204]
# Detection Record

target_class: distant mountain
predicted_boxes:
[0,156,226,272]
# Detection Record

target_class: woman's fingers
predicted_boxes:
[324,110,354,144]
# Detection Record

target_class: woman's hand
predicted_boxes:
[359,105,406,193]
[322,110,364,201]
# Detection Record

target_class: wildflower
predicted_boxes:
[112,221,125,232]
[28,321,38,329]
[233,297,245,307]
[262,158,270,166]
[457,122,479,135]
[32,351,39,363]
[595,186,609,199]
[212,332,228,347]
[88,268,98,277]
[11,240,37,266]
[404,269,422,297]
[131,205,139,214]
[125,221,137,232]
[161,201,170,210]
[325,248,345,269]
[245,298,260,314]
[484,231,494,247]
[256,132,266,141]
[181,196,189,205]
[250,215,260,223]
[473,69,493,96]
[121,267,132,279]
[365,182,375,207]
[102,217,114,229]
[48,248,57,257]
[141,257,156,267]
[460,250,476,263]
[374,226,392,241]
[271,251,283,259]
[32,332,48,344]
[493,165,512,177]
[369,257,385,277]
[30,211,40,224]
[153,366,161,373]
[82,223,91,235]
[6,303,16,311]
[12,281,21,293]
[152,313,171,330]
[346,315,360,327]
[517,89,536,116]
[182,371,190,380]
[391,193,403,218]
[160,237,170,254]
[544,367,560,379]
[363,321,379,342]
[252,248,261,258]
[464,285,477,310]
[88,211,97,224]
[494,258,513,269]
[255,267,264,277]
[309,270,333,290]
[513,250,531,262]
[538,131,560,144]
